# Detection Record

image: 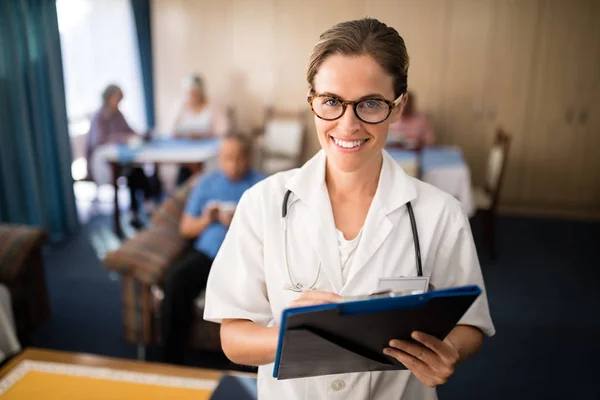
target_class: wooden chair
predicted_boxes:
[103,174,221,359]
[0,225,50,345]
[472,128,512,259]
[253,107,307,175]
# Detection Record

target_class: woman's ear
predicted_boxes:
[389,94,407,124]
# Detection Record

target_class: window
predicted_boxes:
[56,0,147,137]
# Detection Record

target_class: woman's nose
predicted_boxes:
[336,106,361,133]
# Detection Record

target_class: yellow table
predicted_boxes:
[0,348,249,399]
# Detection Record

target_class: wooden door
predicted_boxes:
[571,0,600,211]
[520,0,600,211]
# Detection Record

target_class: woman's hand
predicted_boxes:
[383,331,460,388]
[289,290,341,308]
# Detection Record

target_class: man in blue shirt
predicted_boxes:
[161,133,265,364]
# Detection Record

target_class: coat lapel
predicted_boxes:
[285,151,343,292]
[343,151,417,291]
[302,187,343,292]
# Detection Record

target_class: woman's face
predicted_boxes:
[186,86,205,106]
[107,90,123,111]
[312,54,403,173]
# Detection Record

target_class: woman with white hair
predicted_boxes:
[172,74,231,185]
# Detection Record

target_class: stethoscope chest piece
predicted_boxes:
[283,283,303,292]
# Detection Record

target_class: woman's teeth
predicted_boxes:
[333,137,367,149]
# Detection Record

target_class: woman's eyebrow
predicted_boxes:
[318,91,342,98]
[318,92,387,100]
[357,93,388,100]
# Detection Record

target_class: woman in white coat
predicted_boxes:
[204,18,495,399]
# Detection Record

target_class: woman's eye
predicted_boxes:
[324,98,341,107]
[363,100,384,109]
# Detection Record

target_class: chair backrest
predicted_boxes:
[263,120,304,157]
[484,128,512,208]
[258,107,306,169]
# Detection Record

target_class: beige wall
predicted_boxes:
[151,0,453,159]
[152,0,600,218]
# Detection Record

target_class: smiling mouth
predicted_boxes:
[330,136,369,149]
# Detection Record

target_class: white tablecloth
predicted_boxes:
[387,147,475,217]
[422,165,474,216]
[90,139,220,186]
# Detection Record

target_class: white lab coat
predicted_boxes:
[204,149,495,400]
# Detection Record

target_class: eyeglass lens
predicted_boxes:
[312,97,390,123]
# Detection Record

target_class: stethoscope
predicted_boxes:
[281,189,422,292]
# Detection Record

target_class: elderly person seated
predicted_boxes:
[86,84,159,228]
[171,74,231,185]
[161,133,264,364]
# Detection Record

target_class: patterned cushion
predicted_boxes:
[0,225,46,284]
[151,173,203,230]
[104,227,187,285]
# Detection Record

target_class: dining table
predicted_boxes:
[91,138,220,237]
[386,146,475,217]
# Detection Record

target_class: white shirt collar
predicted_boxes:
[284,149,417,214]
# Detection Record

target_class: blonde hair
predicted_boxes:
[182,74,206,97]
[306,18,409,98]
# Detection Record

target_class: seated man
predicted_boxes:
[161,133,265,364]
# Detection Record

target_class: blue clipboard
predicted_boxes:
[273,285,481,380]
[209,375,258,400]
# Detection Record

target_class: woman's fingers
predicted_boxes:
[383,347,445,388]
[388,339,440,369]
[289,290,342,308]
[384,332,460,387]
[289,299,329,308]
[411,331,459,365]
[299,290,342,303]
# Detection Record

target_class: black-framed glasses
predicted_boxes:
[307,93,404,124]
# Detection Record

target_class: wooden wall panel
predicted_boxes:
[437,0,494,184]
[229,0,277,131]
[519,0,599,207]
[482,0,540,203]
[568,0,600,208]
[271,0,367,156]
[152,0,234,132]
[365,0,448,141]
[151,0,600,218]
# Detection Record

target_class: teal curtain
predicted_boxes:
[131,0,156,129]
[0,0,78,238]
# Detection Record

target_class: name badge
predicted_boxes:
[377,276,430,293]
